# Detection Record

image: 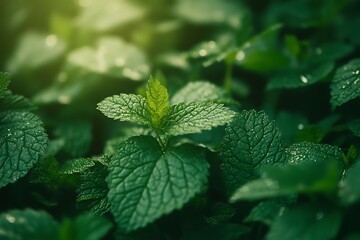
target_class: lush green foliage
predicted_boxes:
[1,0,360,239]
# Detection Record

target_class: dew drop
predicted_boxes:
[236,51,245,62]
[316,212,324,220]
[354,78,360,84]
[58,95,71,104]
[198,49,208,57]
[315,48,322,55]
[45,34,58,47]
[298,124,304,130]
[352,70,360,75]
[115,57,126,67]
[300,75,309,84]
[5,214,15,223]
[207,41,216,49]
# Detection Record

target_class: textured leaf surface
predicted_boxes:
[266,205,342,240]
[146,77,169,126]
[107,136,209,232]
[220,110,286,193]
[171,81,232,104]
[0,209,59,240]
[330,58,360,108]
[68,37,149,80]
[97,94,150,125]
[0,72,10,97]
[339,162,360,205]
[0,110,48,188]
[77,165,110,215]
[286,142,344,165]
[162,102,235,136]
[0,93,35,111]
[60,158,95,174]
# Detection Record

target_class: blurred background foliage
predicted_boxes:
[1,0,360,238]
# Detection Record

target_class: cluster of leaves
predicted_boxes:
[1,0,360,239]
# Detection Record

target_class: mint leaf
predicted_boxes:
[348,120,360,137]
[60,158,95,175]
[6,31,66,72]
[286,142,344,165]
[330,58,360,108]
[230,159,341,201]
[0,72,11,97]
[339,162,360,205]
[0,110,48,188]
[220,110,286,193]
[59,213,112,240]
[97,94,151,125]
[0,93,35,111]
[266,205,342,240]
[267,62,334,90]
[174,0,245,28]
[107,136,209,232]
[76,0,144,32]
[245,201,284,225]
[68,37,149,80]
[0,209,59,240]
[162,101,235,136]
[77,165,110,215]
[146,77,170,127]
[171,81,233,104]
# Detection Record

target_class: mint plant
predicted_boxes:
[2,0,360,239]
[97,77,234,232]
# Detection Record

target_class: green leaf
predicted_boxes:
[230,159,341,201]
[286,142,344,165]
[97,94,151,125]
[60,158,95,175]
[267,62,334,90]
[339,161,360,205]
[245,201,284,225]
[348,119,360,137]
[77,164,110,215]
[107,136,209,232]
[0,209,59,240]
[171,81,233,104]
[266,205,342,240]
[0,93,35,111]
[76,0,145,32]
[6,31,66,72]
[0,72,11,97]
[220,110,286,193]
[330,58,360,108]
[181,223,249,240]
[67,37,149,80]
[59,214,112,240]
[174,0,246,28]
[0,110,48,188]
[162,102,235,136]
[146,77,170,126]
